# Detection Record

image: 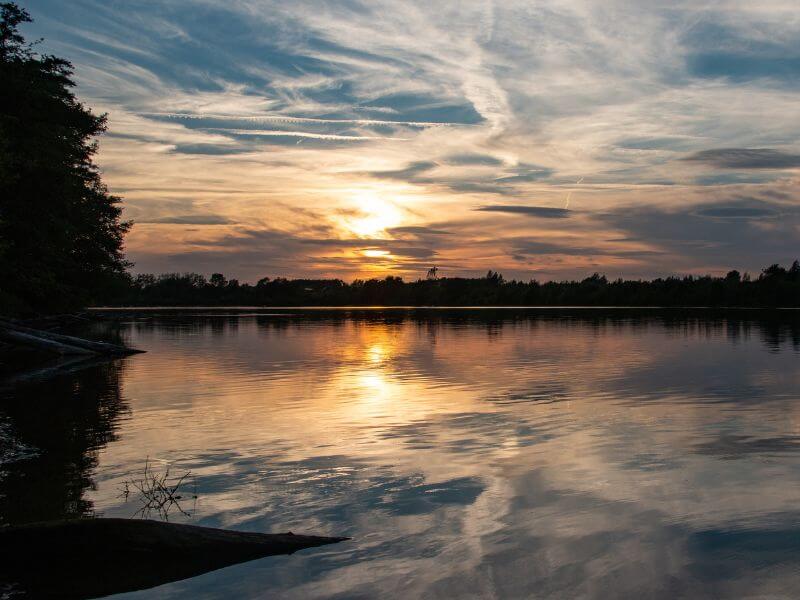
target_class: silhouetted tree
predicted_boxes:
[485,270,504,284]
[0,3,130,314]
[790,260,800,281]
[117,261,800,308]
[210,273,227,288]
[762,264,783,278]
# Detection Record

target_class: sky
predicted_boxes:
[20,0,800,282]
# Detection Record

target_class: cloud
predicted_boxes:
[475,206,571,219]
[694,173,779,186]
[144,111,445,148]
[682,149,800,169]
[443,153,505,166]
[212,128,403,142]
[138,214,234,225]
[387,226,452,236]
[368,161,438,180]
[169,144,253,155]
[595,199,800,271]
[683,22,800,84]
[493,164,554,183]
[688,53,800,82]
[23,0,800,280]
[351,92,484,125]
[364,159,555,195]
[615,137,694,151]
[147,112,454,128]
[189,227,440,262]
[694,206,780,219]
[508,239,662,259]
[447,182,520,195]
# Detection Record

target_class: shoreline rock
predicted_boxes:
[0,518,349,598]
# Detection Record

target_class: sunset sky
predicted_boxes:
[21,0,800,282]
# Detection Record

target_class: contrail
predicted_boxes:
[142,112,452,128]
[208,128,408,141]
[564,177,584,209]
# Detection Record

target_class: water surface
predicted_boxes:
[3,309,800,598]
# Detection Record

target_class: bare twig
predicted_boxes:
[120,458,197,521]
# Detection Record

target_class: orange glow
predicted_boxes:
[362,249,391,259]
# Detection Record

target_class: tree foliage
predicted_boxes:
[116,261,800,308]
[0,2,130,314]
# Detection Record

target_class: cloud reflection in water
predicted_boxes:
[3,311,800,597]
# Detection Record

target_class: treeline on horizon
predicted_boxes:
[113,262,800,308]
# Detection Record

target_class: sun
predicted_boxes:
[347,193,403,237]
[362,249,391,259]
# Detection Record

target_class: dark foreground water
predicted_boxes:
[3,309,800,598]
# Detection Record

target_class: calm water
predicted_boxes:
[3,309,800,598]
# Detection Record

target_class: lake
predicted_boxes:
[3,309,800,598]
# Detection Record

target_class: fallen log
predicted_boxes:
[0,518,349,599]
[0,327,96,355]
[0,319,144,355]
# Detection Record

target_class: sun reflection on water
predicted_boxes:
[27,312,800,599]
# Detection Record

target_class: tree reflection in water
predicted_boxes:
[0,360,128,525]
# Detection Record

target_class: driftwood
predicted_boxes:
[0,327,96,355]
[0,518,349,599]
[0,318,144,356]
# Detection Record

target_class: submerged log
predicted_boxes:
[0,518,349,599]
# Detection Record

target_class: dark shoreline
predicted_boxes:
[0,518,348,598]
[87,305,800,318]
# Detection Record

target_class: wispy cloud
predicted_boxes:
[145,112,456,128]
[682,148,800,169]
[208,128,406,141]
[138,214,235,225]
[475,206,572,219]
[21,0,800,280]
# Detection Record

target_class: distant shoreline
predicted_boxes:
[102,264,800,312]
[89,305,800,311]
